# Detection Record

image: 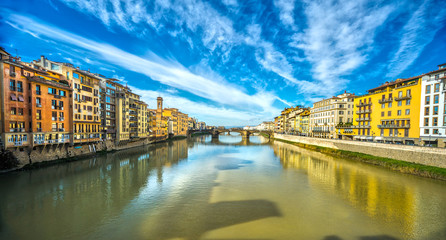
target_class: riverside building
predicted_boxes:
[1,50,72,149]
[344,76,422,144]
[310,92,355,139]
[420,63,446,147]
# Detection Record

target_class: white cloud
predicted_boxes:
[4,12,282,125]
[274,0,296,29]
[291,0,396,95]
[386,0,446,78]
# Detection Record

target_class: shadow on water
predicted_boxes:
[141,199,281,240]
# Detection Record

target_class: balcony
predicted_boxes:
[378,98,393,103]
[356,102,372,107]
[9,128,25,132]
[356,117,371,122]
[378,124,410,129]
[356,109,371,114]
[357,125,371,128]
[394,94,412,101]
[54,95,61,99]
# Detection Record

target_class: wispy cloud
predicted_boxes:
[131,87,265,126]
[386,0,446,78]
[4,11,281,123]
[274,0,296,29]
[290,0,396,95]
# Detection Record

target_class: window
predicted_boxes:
[405,109,410,115]
[426,85,431,94]
[424,129,429,134]
[59,101,64,109]
[397,110,401,116]
[59,90,66,97]
[36,85,41,95]
[381,103,385,108]
[433,117,438,126]
[435,74,440,80]
[398,101,402,106]
[433,106,438,115]
[381,112,384,117]
[425,107,429,115]
[52,112,57,121]
[17,81,23,92]
[433,129,439,134]
[11,107,16,115]
[388,111,391,116]
[444,116,446,126]
[434,94,439,104]
[73,72,79,79]
[51,63,60,70]
[434,83,440,92]
[424,118,429,126]
[18,108,23,116]
[426,96,430,105]
[406,89,411,96]
[36,97,41,106]
[398,91,402,97]
[406,99,411,105]
[388,102,392,108]
[48,87,57,95]
[36,110,41,120]
[9,80,15,91]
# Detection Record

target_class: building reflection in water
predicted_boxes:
[272,141,446,240]
[0,139,189,240]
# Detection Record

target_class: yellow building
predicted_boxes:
[296,110,310,136]
[71,70,101,143]
[152,97,168,140]
[339,76,421,144]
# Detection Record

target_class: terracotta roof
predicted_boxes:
[367,75,422,92]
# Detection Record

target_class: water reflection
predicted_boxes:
[0,137,445,240]
[0,140,189,240]
[272,141,446,240]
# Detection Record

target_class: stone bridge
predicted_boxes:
[187,129,272,139]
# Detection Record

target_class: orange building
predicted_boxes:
[1,50,73,150]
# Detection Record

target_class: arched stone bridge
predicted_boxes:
[187,129,272,139]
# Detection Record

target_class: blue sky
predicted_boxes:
[1,0,446,126]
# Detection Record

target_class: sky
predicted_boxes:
[1,0,446,126]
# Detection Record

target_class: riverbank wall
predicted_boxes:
[273,134,446,169]
[0,137,167,171]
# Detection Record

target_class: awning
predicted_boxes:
[360,136,367,140]
[374,137,383,140]
[366,136,374,140]
[10,94,17,101]
[353,136,360,139]
[18,95,24,102]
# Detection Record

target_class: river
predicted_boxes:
[1,134,445,240]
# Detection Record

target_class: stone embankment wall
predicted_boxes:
[274,134,446,168]
[2,138,155,171]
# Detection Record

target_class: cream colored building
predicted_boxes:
[310,92,355,138]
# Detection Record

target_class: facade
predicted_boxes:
[420,63,446,147]
[310,92,355,139]
[99,78,124,141]
[1,52,73,149]
[152,97,168,139]
[296,110,310,136]
[339,76,422,144]
[72,70,101,143]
